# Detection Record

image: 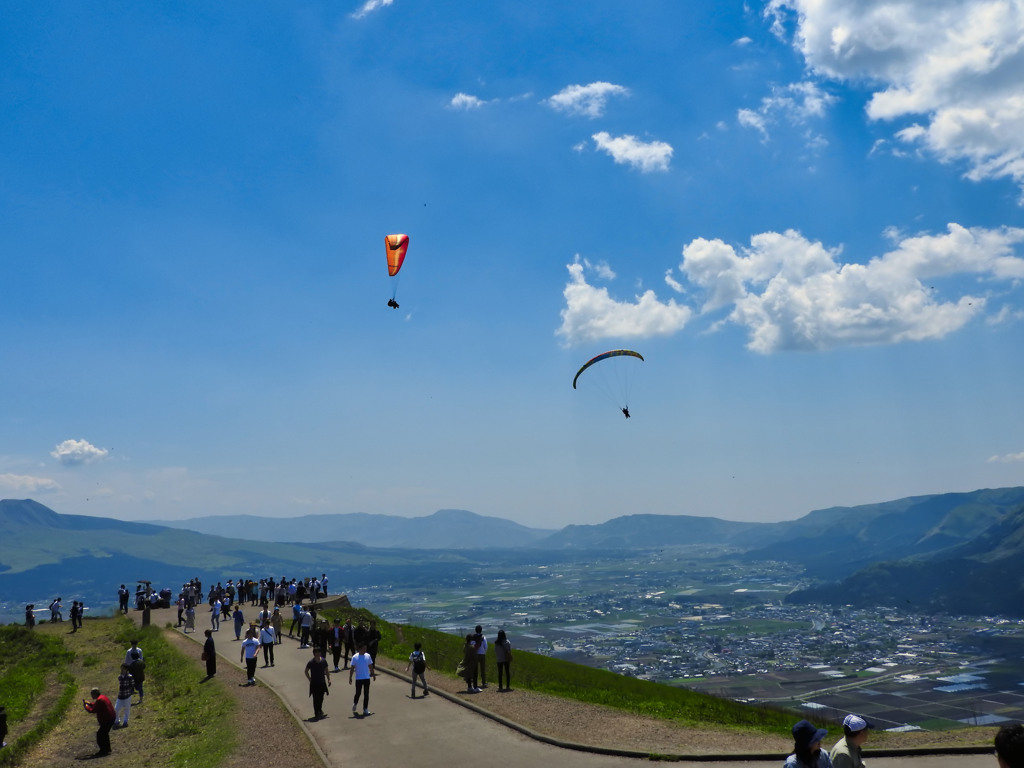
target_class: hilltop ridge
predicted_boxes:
[5,485,1024,618]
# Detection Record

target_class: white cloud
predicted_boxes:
[734,36,754,46]
[449,93,485,110]
[766,0,1024,193]
[50,439,110,466]
[592,132,673,172]
[584,258,616,281]
[664,269,685,293]
[547,82,630,118]
[351,0,393,19]
[737,81,837,140]
[0,473,61,493]
[737,108,768,138]
[986,304,1024,325]
[557,257,692,345]
[988,451,1024,463]
[679,223,1024,353]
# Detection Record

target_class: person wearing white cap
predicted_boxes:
[785,720,833,768]
[829,714,873,768]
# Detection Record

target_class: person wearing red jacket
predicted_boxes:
[83,687,116,756]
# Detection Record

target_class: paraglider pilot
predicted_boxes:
[622,407,630,419]
[387,299,400,309]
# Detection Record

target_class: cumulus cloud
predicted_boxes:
[988,451,1024,463]
[679,223,1024,353]
[592,132,673,172]
[351,0,393,19]
[51,439,110,466]
[766,0,1024,193]
[557,257,692,344]
[0,473,61,493]
[547,82,630,118]
[737,81,837,140]
[449,92,486,110]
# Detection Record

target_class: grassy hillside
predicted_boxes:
[0,617,237,767]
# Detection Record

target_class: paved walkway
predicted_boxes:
[140,606,996,768]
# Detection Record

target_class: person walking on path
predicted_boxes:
[473,624,488,688]
[83,687,116,757]
[123,640,144,665]
[341,617,355,669]
[830,714,872,768]
[299,606,313,648]
[113,665,134,728]
[184,604,196,633]
[366,620,382,663]
[305,647,332,720]
[210,598,221,631]
[349,643,376,716]
[407,642,429,698]
[232,605,245,640]
[128,651,146,704]
[330,618,345,673]
[240,629,260,686]
[786,720,833,768]
[260,621,276,667]
[203,629,217,678]
[118,584,130,614]
[494,629,513,691]
[272,607,284,645]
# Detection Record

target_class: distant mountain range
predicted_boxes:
[151,509,555,549]
[5,485,1024,618]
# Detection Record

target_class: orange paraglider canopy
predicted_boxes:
[385,234,409,277]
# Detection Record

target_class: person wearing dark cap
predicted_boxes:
[785,720,833,768]
[830,714,872,768]
[996,723,1024,768]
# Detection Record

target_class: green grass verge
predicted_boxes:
[314,605,798,732]
[0,616,238,768]
[108,619,237,767]
[0,625,77,766]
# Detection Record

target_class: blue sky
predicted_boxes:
[3,0,1024,529]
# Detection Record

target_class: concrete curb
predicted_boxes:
[378,666,996,763]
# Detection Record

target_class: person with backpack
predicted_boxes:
[406,642,429,698]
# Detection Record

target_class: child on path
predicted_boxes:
[407,642,429,698]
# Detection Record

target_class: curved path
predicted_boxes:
[140,606,995,768]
